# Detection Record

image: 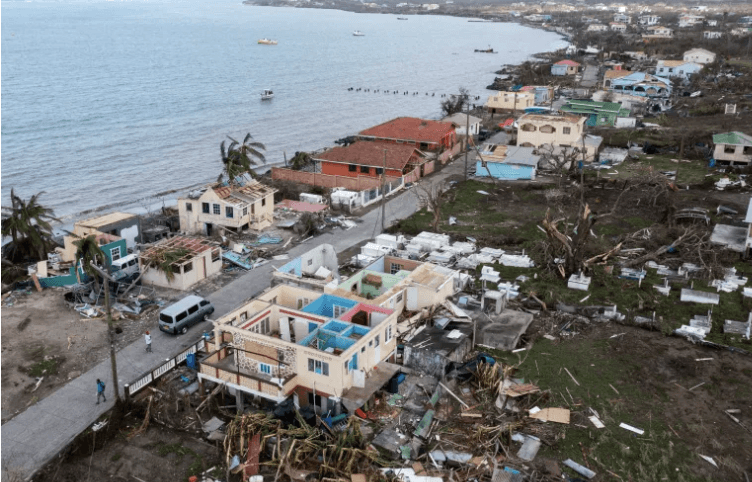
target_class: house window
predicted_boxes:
[308,393,323,407]
[396,292,403,303]
[243,207,248,216]
[349,164,357,172]
[360,166,370,174]
[539,125,556,134]
[308,359,329,376]
[344,361,349,373]
[213,203,220,215]
[375,168,383,175]
[385,324,393,342]
[668,68,674,73]
[375,335,380,347]
[724,145,736,154]
[390,263,402,274]
[183,262,193,273]
[420,143,430,150]
[226,206,233,218]
[361,347,366,353]
[259,363,271,375]
[333,305,348,318]
[202,202,210,214]
[297,297,310,309]
[110,246,121,261]
[186,203,193,212]
[212,249,220,262]
[262,197,266,207]
[563,127,571,135]
[307,259,313,266]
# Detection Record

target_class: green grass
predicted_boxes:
[28,358,58,377]
[155,442,204,482]
[490,338,709,481]
[111,453,122,462]
[608,155,710,185]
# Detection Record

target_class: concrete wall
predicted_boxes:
[179,189,275,235]
[486,91,535,112]
[475,161,536,180]
[517,116,586,149]
[714,144,752,165]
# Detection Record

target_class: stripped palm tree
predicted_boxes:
[219,133,267,183]
[72,234,106,293]
[2,189,59,261]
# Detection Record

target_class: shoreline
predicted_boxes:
[43,6,569,232]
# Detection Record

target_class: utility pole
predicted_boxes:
[464,111,470,181]
[381,149,387,232]
[90,262,121,403]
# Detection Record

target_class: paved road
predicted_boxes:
[579,63,599,89]
[0,151,471,480]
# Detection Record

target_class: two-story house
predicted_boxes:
[678,15,704,28]
[485,91,535,113]
[610,22,628,32]
[60,212,141,263]
[639,15,660,26]
[614,13,631,24]
[316,141,434,181]
[587,23,608,32]
[683,48,716,64]
[516,114,600,162]
[357,117,458,163]
[713,132,752,166]
[177,180,276,236]
[703,31,722,39]
[642,26,673,39]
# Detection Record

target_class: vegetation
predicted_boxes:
[1,189,59,262]
[72,234,107,291]
[219,133,267,183]
[440,87,470,117]
[141,247,191,282]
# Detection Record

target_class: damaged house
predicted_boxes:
[516,114,601,163]
[272,243,340,291]
[712,132,752,166]
[177,180,277,236]
[138,236,222,291]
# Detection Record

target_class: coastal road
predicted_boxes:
[0,149,473,480]
[579,63,599,89]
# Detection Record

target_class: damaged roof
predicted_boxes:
[212,180,276,203]
[713,131,752,146]
[140,235,220,266]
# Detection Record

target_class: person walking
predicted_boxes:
[145,330,152,353]
[96,378,106,404]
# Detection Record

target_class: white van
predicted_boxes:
[159,295,214,335]
[111,254,139,281]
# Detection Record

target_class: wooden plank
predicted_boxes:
[31,274,43,292]
[245,433,261,477]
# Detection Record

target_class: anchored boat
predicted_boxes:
[258,38,278,45]
[261,89,274,100]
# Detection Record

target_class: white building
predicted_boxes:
[639,15,660,26]
[442,113,482,136]
[587,24,608,32]
[679,15,704,28]
[610,22,627,32]
[655,60,703,82]
[683,48,716,64]
[703,31,722,39]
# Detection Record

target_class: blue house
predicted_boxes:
[39,236,128,288]
[475,145,540,180]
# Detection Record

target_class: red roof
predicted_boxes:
[275,200,329,213]
[555,60,581,66]
[317,141,419,170]
[358,117,455,144]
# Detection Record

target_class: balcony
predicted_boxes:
[198,346,297,402]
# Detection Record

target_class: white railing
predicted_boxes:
[125,337,206,398]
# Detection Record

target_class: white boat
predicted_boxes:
[352,30,365,36]
[261,89,274,100]
[258,38,278,45]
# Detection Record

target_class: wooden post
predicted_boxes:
[124,383,131,404]
[104,278,121,402]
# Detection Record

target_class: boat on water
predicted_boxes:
[258,38,278,45]
[474,46,496,53]
[397,17,408,20]
[261,89,274,100]
[352,30,365,36]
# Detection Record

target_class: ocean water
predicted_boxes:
[1,0,567,222]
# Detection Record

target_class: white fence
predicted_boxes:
[126,338,206,397]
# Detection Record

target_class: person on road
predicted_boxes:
[96,378,106,404]
[145,331,152,353]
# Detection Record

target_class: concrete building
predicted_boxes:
[610,22,627,32]
[485,91,535,113]
[731,27,752,37]
[683,48,716,64]
[357,117,457,155]
[475,145,540,180]
[61,212,141,263]
[138,236,222,291]
[178,180,276,236]
[607,72,672,98]
[520,85,555,105]
[703,31,722,39]
[199,284,401,413]
[713,132,752,166]
[603,69,632,89]
[642,26,673,39]
[441,113,482,137]
[655,60,703,81]
[639,15,660,26]
[678,15,704,28]
[614,13,631,24]
[516,114,601,163]
[559,99,633,127]
[587,23,608,32]
[551,60,581,76]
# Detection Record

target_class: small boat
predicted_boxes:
[352,30,365,36]
[258,38,278,45]
[261,89,274,100]
[474,46,496,53]
[397,17,408,20]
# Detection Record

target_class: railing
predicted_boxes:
[124,338,206,399]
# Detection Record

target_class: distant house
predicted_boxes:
[516,114,600,162]
[731,27,752,37]
[475,145,540,180]
[441,113,482,136]
[587,24,608,32]
[603,69,632,88]
[316,141,434,182]
[559,99,633,127]
[551,60,581,76]
[624,51,648,60]
[678,15,704,28]
[139,235,222,291]
[642,26,673,39]
[683,48,716,64]
[357,117,458,162]
[639,15,660,26]
[713,132,752,166]
[614,13,631,24]
[178,180,276,237]
[703,31,722,39]
[655,60,703,81]
[521,85,555,105]
[706,19,718,27]
[61,212,141,263]
[485,91,535,113]
[610,22,627,32]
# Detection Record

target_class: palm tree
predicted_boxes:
[1,189,59,261]
[72,234,106,291]
[219,133,267,183]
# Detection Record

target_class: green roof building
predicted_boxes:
[560,100,632,127]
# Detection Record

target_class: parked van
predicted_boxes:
[159,295,214,335]
[111,254,139,282]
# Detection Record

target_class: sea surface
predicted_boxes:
[1,0,567,224]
